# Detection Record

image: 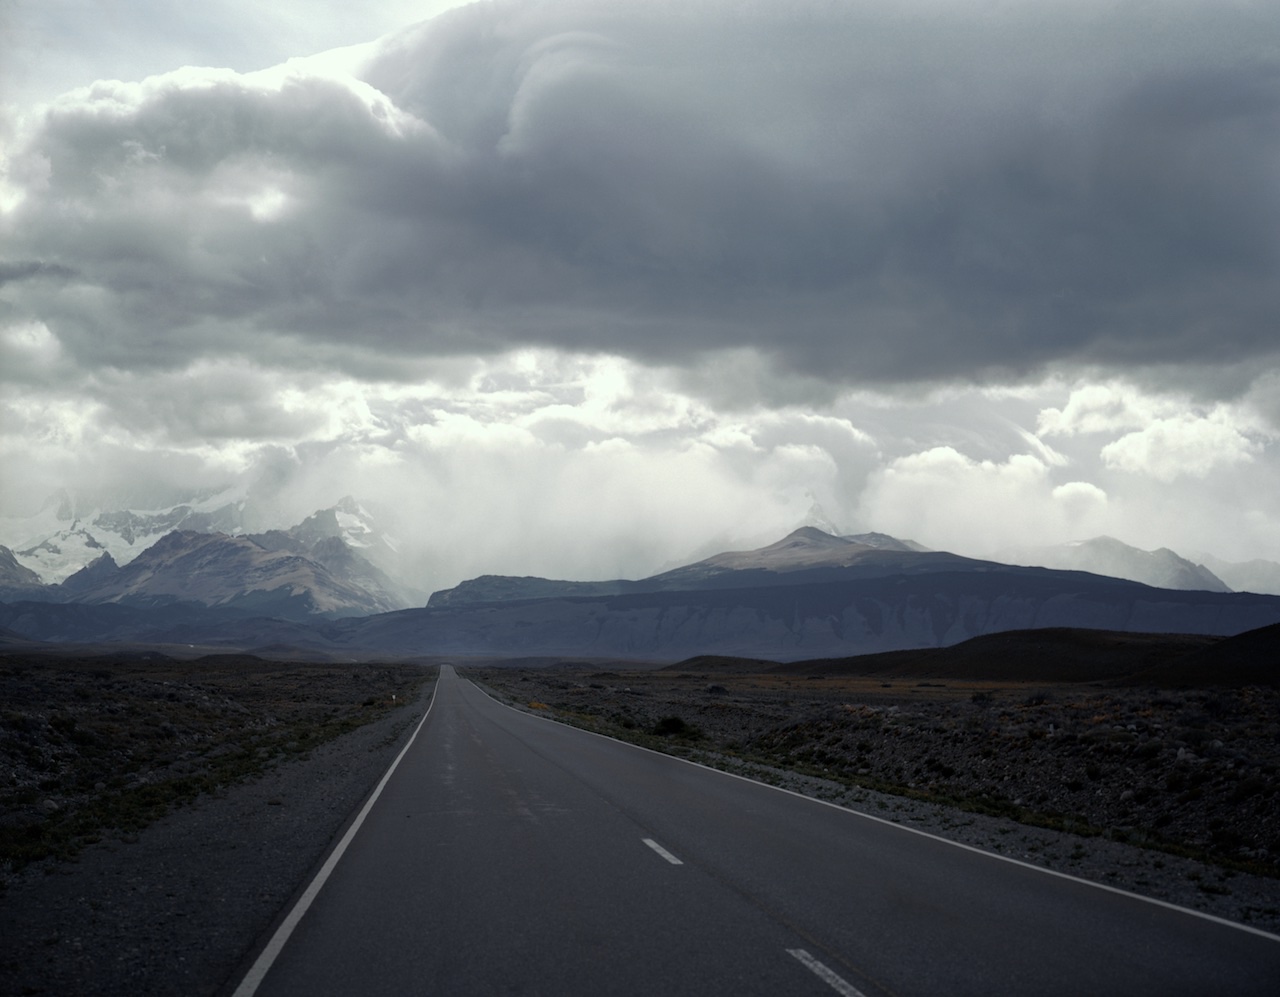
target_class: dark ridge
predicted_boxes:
[766,628,1228,683]
[663,654,780,673]
[1124,622,1280,687]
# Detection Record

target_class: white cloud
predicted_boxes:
[1100,413,1261,481]
[1050,480,1109,522]
[1,1,470,111]
[0,320,65,379]
[1036,382,1160,437]
[858,447,1112,555]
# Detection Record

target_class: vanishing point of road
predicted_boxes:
[231,665,1280,996]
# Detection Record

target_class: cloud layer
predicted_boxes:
[5,0,1279,391]
[3,1,1280,585]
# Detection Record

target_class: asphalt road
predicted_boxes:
[233,665,1280,996]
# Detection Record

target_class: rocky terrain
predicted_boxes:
[2,638,1277,996]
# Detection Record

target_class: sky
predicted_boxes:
[2,0,1280,590]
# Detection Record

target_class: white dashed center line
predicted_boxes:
[787,948,868,997]
[641,837,683,865]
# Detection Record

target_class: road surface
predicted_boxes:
[233,665,1280,996]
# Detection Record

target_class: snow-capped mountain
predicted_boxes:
[799,500,842,537]
[252,498,418,610]
[1,489,247,584]
[0,491,422,615]
[57,530,400,618]
[997,536,1230,593]
[283,497,405,578]
[9,526,1280,658]
[0,491,414,590]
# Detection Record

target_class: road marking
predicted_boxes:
[229,679,440,997]
[642,837,683,865]
[469,680,1280,944]
[787,949,868,997]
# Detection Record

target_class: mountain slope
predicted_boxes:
[0,545,46,599]
[430,528,968,607]
[338,567,1280,661]
[997,536,1229,593]
[1193,553,1280,596]
[260,497,420,608]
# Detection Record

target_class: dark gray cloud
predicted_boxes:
[3,0,1278,393]
[0,260,76,286]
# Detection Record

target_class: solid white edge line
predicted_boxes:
[787,948,868,997]
[642,837,684,865]
[229,677,440,997]
[466,677,1280,944]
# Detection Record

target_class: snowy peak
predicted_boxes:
[92,501,245,546]
[15,525,107,584]
[998,536,1230,593]
[668,527,892,577]
[332,496,380,546]
[0,491,414,597]
[59,530,400,618]
[271,498,416,606]
[427,528,939,607]
[4,497,247,583]
[287,497,400,562]
[798,500,842,537]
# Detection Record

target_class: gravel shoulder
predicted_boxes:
[0,668,436,997]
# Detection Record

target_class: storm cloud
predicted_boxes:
[3,0,1280,584]
[4,0,1278,390]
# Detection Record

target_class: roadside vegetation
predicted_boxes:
[0,652,431,874]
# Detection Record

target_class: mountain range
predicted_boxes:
[4,525,1280,664]
[0,488,249,585]
[997,536,1230,593]
[0,496,418,618]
